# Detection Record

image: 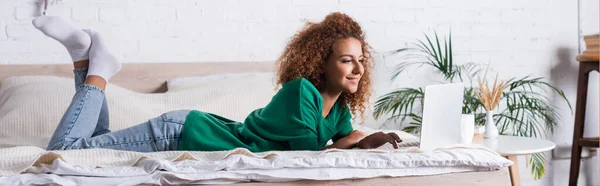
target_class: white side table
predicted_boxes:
[473,135,556,186]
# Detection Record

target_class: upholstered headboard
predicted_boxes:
[0,62,274,93]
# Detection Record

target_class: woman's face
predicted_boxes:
[323,37,365,94]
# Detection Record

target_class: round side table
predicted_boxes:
[473,135,556,186]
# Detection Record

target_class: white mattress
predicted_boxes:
[0,144,512,185]
[1,166,491,186]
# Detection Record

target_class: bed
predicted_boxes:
[0,62,512,185]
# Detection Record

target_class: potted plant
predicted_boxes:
[374,32,571,179]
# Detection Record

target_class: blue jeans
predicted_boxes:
[47,68,190,152]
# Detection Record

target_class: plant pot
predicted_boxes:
[484,110,499,139]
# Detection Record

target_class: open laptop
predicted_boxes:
[418,83,465,151]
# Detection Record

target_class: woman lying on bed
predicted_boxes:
[34,12,401,152]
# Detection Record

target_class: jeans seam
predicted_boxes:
[61,86,91,145]
[160,115,186,124]
[58,85,104,147]
[91,137,180,148]
[82,84,105,94]
[92,138,154,147]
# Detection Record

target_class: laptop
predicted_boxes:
[418,83,465,151]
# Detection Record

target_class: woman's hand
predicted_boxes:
[356,132,402,149]
[345,130,367,144]
[320,130,367,150]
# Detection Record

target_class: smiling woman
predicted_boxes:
[35,11,401,153]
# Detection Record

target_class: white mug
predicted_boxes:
[460,114,475,144]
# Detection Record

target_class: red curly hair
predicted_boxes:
[275,12,373,123]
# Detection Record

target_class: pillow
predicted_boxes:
[0,76,418,149]
[167,72,276,92]
[0,76,276,148]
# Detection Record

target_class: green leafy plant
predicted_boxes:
[374,32,571,180]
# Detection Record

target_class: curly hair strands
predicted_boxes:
[275,12,374,123]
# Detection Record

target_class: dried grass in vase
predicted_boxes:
[476,73,506,112]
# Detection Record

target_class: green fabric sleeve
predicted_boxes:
[289,136,320,151]
[331,105,353,142]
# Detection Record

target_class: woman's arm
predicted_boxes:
[321,130,366,150]
[356,132,402,149]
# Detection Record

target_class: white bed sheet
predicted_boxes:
[1,166,491,186]
[0,144,512,185]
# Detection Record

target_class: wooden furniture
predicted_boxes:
[473,135,556,186]
[0,62,512,186]
[0,62,275,93]
[569,34,600,186]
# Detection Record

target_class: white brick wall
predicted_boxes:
[1,0,581,65]
[0,0,598,185]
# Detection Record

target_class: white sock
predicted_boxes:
[32,16,90,62]
[84,29,121,82]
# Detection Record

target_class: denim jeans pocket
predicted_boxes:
[160,110,191,124]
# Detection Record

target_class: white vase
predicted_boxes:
[484,137,499,150]
[460,114,475,144]
[484,110,499,138]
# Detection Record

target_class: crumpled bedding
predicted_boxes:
[0,144,512,185]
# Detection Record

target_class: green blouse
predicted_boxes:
[177,78,353,152]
